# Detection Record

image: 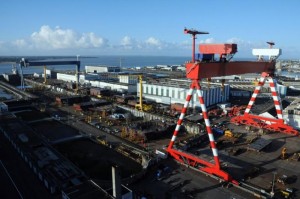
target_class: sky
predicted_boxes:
[0,0,299,59]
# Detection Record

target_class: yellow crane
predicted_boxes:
[134,75,144,111]
[123,74,152,112]
[134,74,153,112]
[281,147,287,159]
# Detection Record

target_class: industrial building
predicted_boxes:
[140,79,230,108]
[212,74,287,97]
[0,112,88,194]
[85,65,121,73]
[57,73,99,83]
[283,97,300,130]
[229,79,287,97]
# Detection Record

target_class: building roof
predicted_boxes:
[145,78,227,90]
[62,180,113,199]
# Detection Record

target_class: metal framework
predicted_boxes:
[167,80,238,184]
[231,72,299,135]
[166,28,298,185]
[20,58,81,91]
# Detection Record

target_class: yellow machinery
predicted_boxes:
[281,147,287,159]
[126,74,152,112]
[225,130,233,137]
[280,189,290,198]
[134,75,144,111]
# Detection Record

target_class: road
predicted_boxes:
[130,158,255,199]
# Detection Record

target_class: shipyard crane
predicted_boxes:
[134,74,145,111]
[166,28,298,185]
[122,74,151,112]
[20,58,81,92]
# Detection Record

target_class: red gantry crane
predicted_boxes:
[166,28,298,185]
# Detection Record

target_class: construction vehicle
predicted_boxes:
[96,135,108,146]
[215,132,241,149]
[166,28,297,185]
[224,130,233,137]
[280,189,291,198]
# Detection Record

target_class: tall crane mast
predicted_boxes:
[166,28,298,185]
[184,28,209,62]
[124,74,145,111]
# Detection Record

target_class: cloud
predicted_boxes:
[145,37,161,47]
[199,37,216,44]
[1,25,271,57]
[226,37,258,50]
[12,39,27,48]
[120,36,138,49]
[119,36,166,51]
[29,25,108,50]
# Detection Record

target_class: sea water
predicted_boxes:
[0,56,189,75]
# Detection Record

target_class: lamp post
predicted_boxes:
[271,172,277,197]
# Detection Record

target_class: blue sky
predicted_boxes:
[0,0,299,59]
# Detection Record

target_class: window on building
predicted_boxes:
[172,90,175,98]
[161,88,164,96]
[166,89,169,97]
[156,87,158,95]
[178,90,182,99]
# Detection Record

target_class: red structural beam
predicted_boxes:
[186,61,275,80]
[231,114,299,136]
[199,44,238,55]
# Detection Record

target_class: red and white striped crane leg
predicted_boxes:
[268,78,284,121]
[167,88,194,150]
[195,84,221,169]
[244,74,267,116]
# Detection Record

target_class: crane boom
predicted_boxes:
[186,61,275,79]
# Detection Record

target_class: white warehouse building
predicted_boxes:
[56,72,137,93]
[53,71,229,106]
[85,65,121,73]
[139,79,230,108]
